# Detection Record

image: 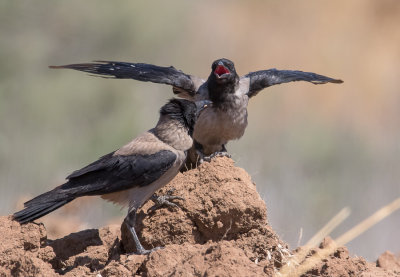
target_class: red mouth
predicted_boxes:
[214,65,230,77]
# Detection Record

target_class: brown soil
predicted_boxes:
[1,157,399,276]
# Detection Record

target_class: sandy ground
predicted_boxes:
[1,157,399,276]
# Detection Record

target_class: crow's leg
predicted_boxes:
[124,208,162,255]
[148,188,185,213]
[193,140,207,164]
[201,144,231,162]
[221,144,228,153]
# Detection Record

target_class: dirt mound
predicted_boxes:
[293,237,399,277]
[1,157,398,276]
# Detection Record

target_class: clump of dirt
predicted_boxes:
[1,157,399,276]
[377,251,400,274]
[295,237,399,277]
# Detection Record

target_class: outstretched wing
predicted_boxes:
[244,69,343,97]
[50,61,204,97]
[62,150,177,196]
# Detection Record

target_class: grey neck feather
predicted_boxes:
[153,115,193,151]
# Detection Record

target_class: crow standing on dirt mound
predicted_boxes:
[13,98,211,255]
[50,58,343,165]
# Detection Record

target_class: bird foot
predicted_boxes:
[148,188,184,213]
[124,218,164,255]
[199,151,232,163]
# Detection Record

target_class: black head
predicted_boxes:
[209,58,238,85]
[160,99,211,136]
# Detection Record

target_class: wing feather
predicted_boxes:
[50,61,202,96]
[245,69,343,97]
[62,150,177,196]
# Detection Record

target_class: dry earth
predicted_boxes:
[1,157,399,276]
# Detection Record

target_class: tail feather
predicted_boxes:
[23,189,63,207]
[13,189,73,224]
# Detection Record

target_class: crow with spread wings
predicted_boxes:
[50,59,343,166]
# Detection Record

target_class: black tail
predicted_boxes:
[13,189,74,224]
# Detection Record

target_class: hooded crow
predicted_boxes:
[50,59,343,164]
[13,98,211,254]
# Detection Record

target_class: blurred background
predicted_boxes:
[1,0,399,261]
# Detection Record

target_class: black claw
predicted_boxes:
[213,151,232,158]
[195,143,231,164]
[148,189,185,213]
[199,151,232,163]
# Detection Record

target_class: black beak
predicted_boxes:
[195,100,212,117]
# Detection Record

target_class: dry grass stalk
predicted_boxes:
[306,207,351,247]
[277,197,400,277]
[335,197,400,245]
[277,207,350,276]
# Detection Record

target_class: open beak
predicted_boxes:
[214,62,231,78]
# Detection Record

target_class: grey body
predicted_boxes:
[101,128,188,211]
[192,78,250,154]
[50,59,343,158]
[13,99,206,223]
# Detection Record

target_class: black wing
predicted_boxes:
[50,61,198,95]
[245,69,343,97]
[13,150,177,223]
[62,150,177,196]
